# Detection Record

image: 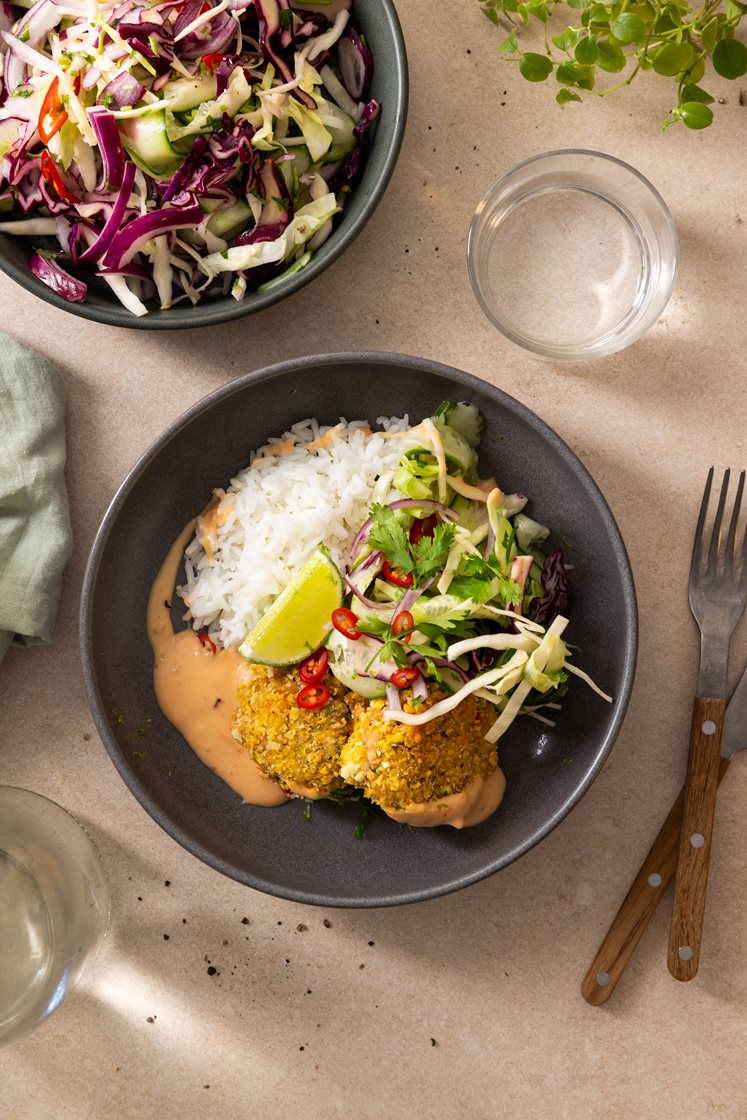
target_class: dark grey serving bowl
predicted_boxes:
[0,2,407,330]
[81,353,637,906]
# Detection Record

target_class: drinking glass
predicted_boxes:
[467,150,679,360]
[0,787,110,1047]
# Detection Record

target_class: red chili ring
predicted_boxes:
[331,607,361,640]
[382,559,414,588]
[296,683,330,710]
[392,610,415,642]
[299,648,329,684]
[198,632,217,654]
[391,667,420,689]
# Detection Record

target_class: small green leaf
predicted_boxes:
[596,40,627,71]
[713,38,747,79]
[587,3,612,28]
[726,0,742,22]
[610,12,647,42]
[688,56,706,82]
[653,10,678,34]
[556,60,596,88]
[679,100,714,128]
[574,35,599,63]
[556,87,583,103]
[498,28,519,52]
[519,51,554,80]
[552,30,570,50]
[680,82,714,104]
[699,18,719,54]
[567,0,590,9]
[528,0,548,21]
[517,2,530,22]
[652,42,695,75]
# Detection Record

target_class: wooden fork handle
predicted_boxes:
[582,753,731,1005]
[667,695,727,980]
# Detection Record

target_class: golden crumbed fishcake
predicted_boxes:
[340,690,498,811]
[232,666,353,798]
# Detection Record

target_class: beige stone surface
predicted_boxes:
[1,2,746,1117]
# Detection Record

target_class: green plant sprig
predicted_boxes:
[478,0,747,128]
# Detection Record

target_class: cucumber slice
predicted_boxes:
[327,630,386,700]
[206,199,253,240]
[163,76,218,112]
[119,111,182,176]
[315,102,355,162]
[438,402,484,449]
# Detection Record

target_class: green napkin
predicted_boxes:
[0,334,72,663]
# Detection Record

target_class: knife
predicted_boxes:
[582,664,747,1006]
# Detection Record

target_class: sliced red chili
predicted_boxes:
[390,667,420,689]
[198,632,217,654]
[299,648,329,684]
[296,683,330,710]
[331,607,361,641]
[382,559,414,588]
[409,514,437,546]
[38,75,80,144]
[201,53,223,73]
[40,150,78,204]
[392,610,415,642]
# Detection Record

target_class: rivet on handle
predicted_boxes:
[596,972,610,987]
[690,833,705,848]
[678,946,694,961]
[648,872,662,887]
[701,720,717,735]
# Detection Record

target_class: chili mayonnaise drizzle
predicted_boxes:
[147,521,288,807]
[383,769,506,829]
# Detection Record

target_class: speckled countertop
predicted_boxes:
[1,2,746,1117]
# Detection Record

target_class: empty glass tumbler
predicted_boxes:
[0,787,110,1047]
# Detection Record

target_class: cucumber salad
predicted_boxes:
[0,0,377,314]
[238,402,612,744]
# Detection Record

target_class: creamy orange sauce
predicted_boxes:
[250,434,297,465]
[147,522,288,807]
[197,495,233,562]
[306,422,346,451]
[383,768,506,829]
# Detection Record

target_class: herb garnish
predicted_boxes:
[367,503,455,587]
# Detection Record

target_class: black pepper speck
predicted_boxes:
[207,966,218,976]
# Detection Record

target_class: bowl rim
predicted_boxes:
[80,351,639,906]
[0,0,408,331]
[466,147,680,361]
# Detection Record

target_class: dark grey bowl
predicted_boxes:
[0,3,407,330]
[81,353,637,906]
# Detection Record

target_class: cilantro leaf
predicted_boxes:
[411,523,456,580]
[367,503,414,575]
[457,553,523,606]
[449,575,497,604]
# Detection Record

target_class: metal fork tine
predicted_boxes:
[691,466,713,575]
[706,468,730,571]
[725,469,745,570]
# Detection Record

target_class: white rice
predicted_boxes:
[180,415,410,648]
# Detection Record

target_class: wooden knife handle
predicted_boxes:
[667,695,727,981]
[582,753,731,1005]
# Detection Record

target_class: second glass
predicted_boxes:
[0,786,110,1048]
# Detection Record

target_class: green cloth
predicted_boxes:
[0,334,72,662]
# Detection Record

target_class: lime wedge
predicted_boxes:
[238,547,343,666]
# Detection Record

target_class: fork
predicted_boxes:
[668,467,746,981]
